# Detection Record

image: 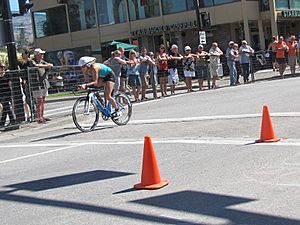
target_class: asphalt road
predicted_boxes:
[0,76,300,225]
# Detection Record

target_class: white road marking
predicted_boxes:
[0,145,81,165]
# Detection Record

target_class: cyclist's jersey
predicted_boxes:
[96,63,113,78]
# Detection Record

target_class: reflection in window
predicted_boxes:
[275,0,289,9]
[128,0,160,21]
[96,0,127,26]
[68,0,96,32]
[33,6,68,38]
[290,0,300,9]
[162,0,195,15]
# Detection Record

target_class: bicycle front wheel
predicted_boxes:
[72,97,99,132]
[111,93,132,126]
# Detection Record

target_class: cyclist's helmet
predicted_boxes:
[78,56,96,68]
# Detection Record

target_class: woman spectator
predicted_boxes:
[127,50,141,102]
[183,46,197,92]
[0,62,15,127]
[196,44,209,91]
[209,42,223,89]
[157,44,169,97]
[287,35,298,75]
[275,36,288,78]
[168,44,183,94]
[267,36,278,72]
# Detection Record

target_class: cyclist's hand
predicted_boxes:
[78,84,86,90]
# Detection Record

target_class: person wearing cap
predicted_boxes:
[31,48,53,124]
[239,41,254,82]
[287,35,298,75]
[196,44,209,91]
[239,40,254,83]
[209,42,223,89]
[157,44,169,97]
[139,47,155,100]
[0,62,16,127]
[78,56,121,116]
[183,46,197,92]
[226,41,239,86]
[168,44,183,94]
[127,50,142,102]
[275,36,288,78]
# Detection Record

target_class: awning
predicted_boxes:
[92,41,138,54]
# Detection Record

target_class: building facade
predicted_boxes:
[30,0,300,63]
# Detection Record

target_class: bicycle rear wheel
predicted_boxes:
[72,97,99,132]
[111,93,132,126]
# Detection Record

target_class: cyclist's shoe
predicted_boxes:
[111,109,122,119]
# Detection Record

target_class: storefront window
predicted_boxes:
[128,0,160,21]
[96,0,127,26]
[290,0,300,9]
[213,0,239,6]
[68,0,96,32]
[275,0,289,9]
[259,0,270,11]
[33,6,68,38]
[199,0,214,7]
[162,0,195,15]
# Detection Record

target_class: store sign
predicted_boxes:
[199,31,206,45]
[282,10,300,18]
[132,21,197,37]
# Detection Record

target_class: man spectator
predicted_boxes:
[209,42,223,89]
[139,47,154,100]
[267,36,278,71]
[104,49,127,91]
[226,41,239,86]
[0,62,16,127]
[168,44,183,94]
[196,44,209,91]
[118,47,130,94]
[287,35,298,75]
[239,40,254,83]
[275,36,288,78]
[31,48,53,124]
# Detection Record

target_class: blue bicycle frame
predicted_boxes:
[87,92,112,117]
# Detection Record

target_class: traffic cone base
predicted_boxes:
[134,180,169,190]
[256,137,280,143]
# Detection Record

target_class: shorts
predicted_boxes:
[288,54,297,66]
[276,58,286,64]
[101,72,115,83]
[184,70,195,78]
[196,66,207,79]
[168,68,179,85]
[157,69,169,78]
[32,88,48,99]
[139,73,149,87]
[128,75,141,87]
[120,77,128,90]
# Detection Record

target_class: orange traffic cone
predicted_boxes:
[256,105,280,143]
[134,136,169,190]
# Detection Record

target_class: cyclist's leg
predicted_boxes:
[104,81,118,110]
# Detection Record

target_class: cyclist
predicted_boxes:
[77,56,119,116]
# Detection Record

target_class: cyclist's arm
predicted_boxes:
[79,67,99,89]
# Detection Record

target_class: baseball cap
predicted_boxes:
[184,46,192,51]
[229,41,234,45]
[34,48,46,55]
[242,40,247,45]
[198,44,204,49]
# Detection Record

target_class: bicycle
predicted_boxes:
[72,87,132,132]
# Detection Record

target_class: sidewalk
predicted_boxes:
[45,68,299,103]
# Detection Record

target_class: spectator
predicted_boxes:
[104,49,127,92]
[226,41,239,86]
[52,73,64,93]
[139,47,154,100]
[127,50,141,102]
[118,47,130,94]
[0,62,15,127]
[239,40,254,83]
[168,44,183,94]
[18,49,33,121]
[287,35,298,75]
[183,46,197,92]
[267,36,278,71]
[31,48,53,124]
[157,44,169,97]
[275,36,288,78]
[196,44,209,91]
[209,42,223,89]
